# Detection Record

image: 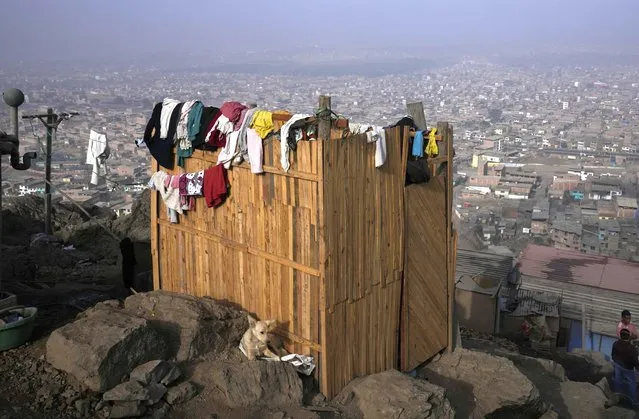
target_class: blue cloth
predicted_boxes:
[412,130,424,158]
[178,101,204,167]
[612,362,637,405]
[186,101,204,141]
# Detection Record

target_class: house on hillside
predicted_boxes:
[616,197,638,219]
[454,249,513,335]
[531,200,550,235]
[500,288,561,353]
[580,200,599,225]
[517,244,639,359]
[598,220,621,256]
[549,221,582,251]
[597,201,617,220]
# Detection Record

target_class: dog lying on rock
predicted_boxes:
[240,314,288,360]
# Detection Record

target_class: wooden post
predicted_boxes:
[318,96,332,141]
[150,157,161,291]
[406,102,428,131]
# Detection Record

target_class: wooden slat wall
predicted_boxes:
[153,120,324,367]
[321,127,405,398]
[401,180,449,371]
[150,119,449,399]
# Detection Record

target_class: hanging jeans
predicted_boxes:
[612,362,637,405]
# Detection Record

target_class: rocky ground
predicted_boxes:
[0,193,151,418]
[0,193,637,418]
[458,328,639,419]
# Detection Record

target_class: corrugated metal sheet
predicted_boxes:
[456,248,513,283]
[507,288,561,317]
[521,276,639,337]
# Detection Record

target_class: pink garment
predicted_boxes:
[246,128,264,174]
[170,174,181,189]
[219,101,247,130]
[617,321,638,339]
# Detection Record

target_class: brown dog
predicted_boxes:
[240,314,288,360]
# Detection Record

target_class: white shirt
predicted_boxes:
[159,98,180,138]
[85,129,109,185]
[280,114,312,172]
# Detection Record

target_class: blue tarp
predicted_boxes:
[568,320,615,361]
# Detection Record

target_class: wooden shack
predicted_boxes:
[150,97,455,398]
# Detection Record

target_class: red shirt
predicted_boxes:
[204,111,227,148]
[203,164,229,208]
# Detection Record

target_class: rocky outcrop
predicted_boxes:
[555,349,614,383]
[129,360,173,386]
[603,406,639,419]
[3,195,117,245]
[103,380,166,404]
[497,352,567,382]
[557,381,608,418]
[192,360,303,409]
[123,291,247,361]
[112,189,150,243]
[421,349,547,418]
[98,359,192,418]
[46,309,169,392]
[165,381,199,405]
[334,370,454,419]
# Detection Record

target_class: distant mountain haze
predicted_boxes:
[1,0,638,69]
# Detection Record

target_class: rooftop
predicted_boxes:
[455,248,513,296]
[518,244,639,295]
[616,197,638,209]
[551,221,582,236]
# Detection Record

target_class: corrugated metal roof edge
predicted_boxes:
[520,282,639,328]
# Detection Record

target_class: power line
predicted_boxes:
[22,108,79,234]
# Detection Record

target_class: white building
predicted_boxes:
[18,185,44,196]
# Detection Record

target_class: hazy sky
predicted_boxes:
[2,0,639,63]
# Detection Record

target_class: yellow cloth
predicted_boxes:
[250,110,274,139]
[426,128,438,157]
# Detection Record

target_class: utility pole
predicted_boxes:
[44,109,53,235]
[22,110,78,235]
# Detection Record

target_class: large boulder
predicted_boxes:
[46,309,169,392]
[557,381,608,418]
[495,351,567,382]
[123,291,247,361]
[604,406,639,419]
[421,349,547,418]
[555,349,614,383]
[192,360,303,409]
[334,369,454,419]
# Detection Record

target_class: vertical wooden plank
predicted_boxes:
[406,102,428,131]
[317,95,330,398]
[399,127,409,271]
[150,157,160,290]
[442,122,455,352]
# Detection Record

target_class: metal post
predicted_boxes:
[44,108,53,235]
[581,303,587,349]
